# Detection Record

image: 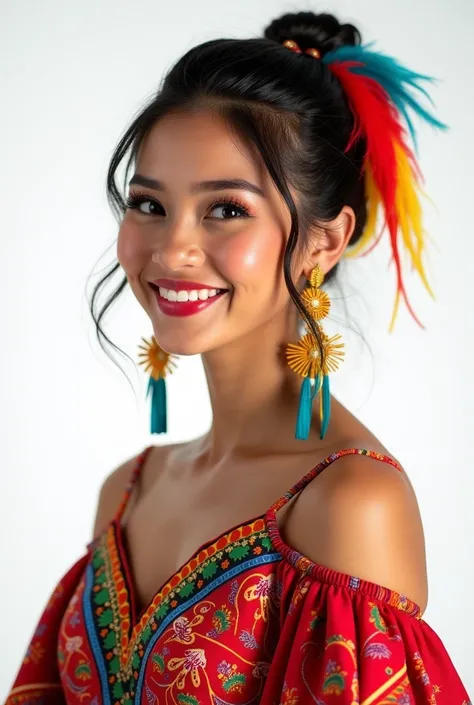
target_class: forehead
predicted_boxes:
[135,108,264,184]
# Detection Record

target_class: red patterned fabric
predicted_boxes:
[6,446,471,704]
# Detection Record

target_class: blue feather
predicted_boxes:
[319,375,331,440]
[295,375,321,441]
[147,376,167,434]
[323,43,448,152]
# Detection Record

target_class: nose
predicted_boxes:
[151,225,206,272]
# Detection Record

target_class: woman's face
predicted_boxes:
[117,108,303,356]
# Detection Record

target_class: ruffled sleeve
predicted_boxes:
[5,555,88,705]
[261,558,471,704]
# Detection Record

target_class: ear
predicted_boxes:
[300,206,356,281]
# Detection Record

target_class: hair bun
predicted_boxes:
[263,11,361,56]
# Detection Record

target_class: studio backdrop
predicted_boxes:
[1,0,473,695]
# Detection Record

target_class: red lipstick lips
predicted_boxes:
[151,279,222,291]
[150,279,229,317]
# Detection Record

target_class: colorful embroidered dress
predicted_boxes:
[6,446,471,704]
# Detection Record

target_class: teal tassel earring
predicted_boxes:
[319,373,331,440]
[295,373,321,440]
[138,336,178,434]
[286,264,344,441]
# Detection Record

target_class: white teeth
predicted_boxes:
[157,287,225,302]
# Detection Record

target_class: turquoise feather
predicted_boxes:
[319,374,331,440]
[323,43,448,152]
[295,375,321,441]
[146,376,167,434]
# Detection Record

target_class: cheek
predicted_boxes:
[117,222,147,279]
[217,226,286,293]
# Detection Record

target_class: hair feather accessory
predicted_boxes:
[321,43,448,330]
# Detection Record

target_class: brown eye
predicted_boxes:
[207,198,251,220]
[125,193,164,215]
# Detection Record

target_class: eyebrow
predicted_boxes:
[128,173,265,198]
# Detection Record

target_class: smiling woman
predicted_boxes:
[6,7,471,705]
[116,108,304,359]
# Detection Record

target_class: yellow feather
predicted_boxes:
[394,142,435,300]
[344,141,435,330]
[388,289,401,334]
[344,162,381,259]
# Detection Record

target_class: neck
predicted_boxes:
[199,307,307,464]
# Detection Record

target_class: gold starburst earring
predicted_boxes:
[285,264,344,440]
[138,336,178,434]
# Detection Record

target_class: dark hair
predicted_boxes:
[88,10,366,378]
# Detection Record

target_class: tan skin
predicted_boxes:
[94,107,428,617]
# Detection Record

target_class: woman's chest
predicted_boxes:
[58,520,283,705]
[123,453,309,611]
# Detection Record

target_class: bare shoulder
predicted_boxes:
[285,445,428,612]
[92,443,176,539]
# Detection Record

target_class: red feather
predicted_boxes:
[329,60,424,328]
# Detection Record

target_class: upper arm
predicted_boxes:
[92,454,142,539]
[286,454,429,613]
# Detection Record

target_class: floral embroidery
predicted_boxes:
[176,695,200,705]
[151,648,169,674]
[364,641,392,659]
[369,602,388,633]
[74,660,92,681]
[322,659,347,695]
[217,661,247,693]
[168,648,207,689]
[65,517,281,704]
[289,577,310,614]
[308,609,322,631]
[281,684,299,705]
[414,650,431,686]
[23,641,44,666]
[209,605,232,636]
[6,447,470,705]
[172,616,195,643]
[228,579,239,605]
[239,630,258,649]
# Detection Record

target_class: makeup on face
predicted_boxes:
[117,110,293,357]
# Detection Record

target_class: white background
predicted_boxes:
[1,0,473,696]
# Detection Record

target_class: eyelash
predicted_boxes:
[125,190,252,219]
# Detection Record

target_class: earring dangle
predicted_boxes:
[138,336,178,434]
[285,264,344,441]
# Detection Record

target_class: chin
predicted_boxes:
[151,329,219,357]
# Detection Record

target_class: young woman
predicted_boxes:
[7,10,471,705]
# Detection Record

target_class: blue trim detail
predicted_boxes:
[83,563,111,705]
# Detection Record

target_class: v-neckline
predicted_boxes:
[96,445,399,662]
[112,509,269,634]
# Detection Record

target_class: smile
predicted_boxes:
[151,285,228,317]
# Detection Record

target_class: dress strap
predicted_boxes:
[268,447,402,514]
[114,445,155,524]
